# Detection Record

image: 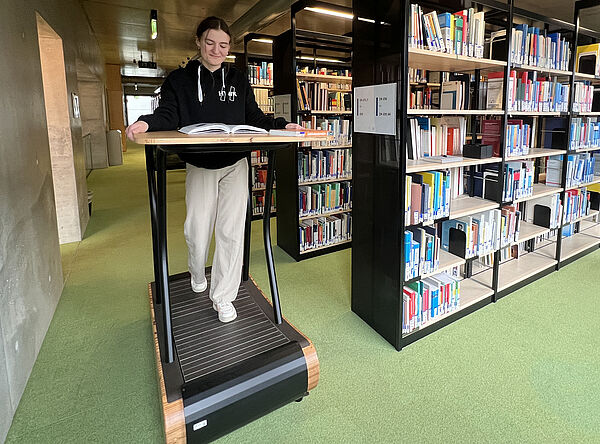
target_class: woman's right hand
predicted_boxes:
[125,120,149,141]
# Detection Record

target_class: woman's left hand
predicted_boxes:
[285,123,304,130]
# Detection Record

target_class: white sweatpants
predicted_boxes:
[184,158,248,304]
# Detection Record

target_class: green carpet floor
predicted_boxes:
[6,143,600,443]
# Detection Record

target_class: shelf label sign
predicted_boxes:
[354,83,396,136]
[273,94,292,121]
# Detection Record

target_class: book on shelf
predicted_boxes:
[572,82,595,113]
[409,4,485,58]
[403,272,461,334]
[510,25,571,71]
[178,123,267,135]
[524,194,562,229]
[546,153,597,188]
[299,213,352,252]
[268,129,329,137]
[407,116,467,160]
[404,226,441,280]
[441,209,501,259]
[298,148,352,182]
[298,116,352,147]
[298,181,352,217]
[505,119,532,158]
[563,187,591,225]
[421,155,464,163]
[406,171,452,226]
[248,62,273,86]
[570,117,600,150]
[296,66,351,77]
[472,161,534,201]
[485,70,570,113]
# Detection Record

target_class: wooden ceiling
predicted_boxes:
[79,0,598,80]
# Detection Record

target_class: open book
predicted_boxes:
[178,123,268,135]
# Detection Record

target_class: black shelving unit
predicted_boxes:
[352,0,600,350]
[273,0,354,261]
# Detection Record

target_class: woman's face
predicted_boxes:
[197,28,230,70]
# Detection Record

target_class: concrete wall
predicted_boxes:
[0,1,105,442]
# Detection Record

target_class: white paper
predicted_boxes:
[353,83,396,136]
[273,94,292,121]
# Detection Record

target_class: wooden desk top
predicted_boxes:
[134,131,330,145]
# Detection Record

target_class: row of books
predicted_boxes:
[298,181,352,217]
[250,150,268,165]
[404,226,441,279]
[402,273,461,335]
[505,120,532,158]
[441,209,503,259]
[509,26,570,71]
[251,168,275,190]
[407,116,466,159]
[409,5,485,58]
[563,188,592,225]
[546,153,597,188]
[409,68,429,83]
[298,149,352,183]
[299,117,352,147]
[570,117,600,150]
[405,171,454,226]
[487,71,570,113]
[498,206,521,248]
[296,80,351,112]
[472,161,534,202]
[252,88,273,113]
[409,86,439,110]
[296,66,351,77]
[525,194,562,229]
[572,82,596,113]
[252,193,276,216]
[299,213,352,252]
[248,62,273,86]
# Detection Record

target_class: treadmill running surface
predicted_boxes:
[169,271,291,383]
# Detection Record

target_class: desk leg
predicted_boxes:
[242,156,252,282]
[145,145,162,305]
[156,148,175,363]
[264,151,282,325]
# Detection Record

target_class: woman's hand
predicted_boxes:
[125,121,149,141]
[285,123,304,130]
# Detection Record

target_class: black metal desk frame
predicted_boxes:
[145,142,290,363]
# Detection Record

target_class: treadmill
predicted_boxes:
[139,131,323,443]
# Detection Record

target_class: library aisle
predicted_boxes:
[6,143,600,443]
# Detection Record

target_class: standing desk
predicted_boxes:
[136,132,326,443]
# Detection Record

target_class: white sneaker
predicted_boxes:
[216,302,237,323]
[190,276,207,293]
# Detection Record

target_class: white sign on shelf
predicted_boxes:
[273,94,292,121]
[353,83,397,136]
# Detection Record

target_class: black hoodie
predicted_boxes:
[138,60,287,169]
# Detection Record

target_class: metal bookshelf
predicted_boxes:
[351,0,600,350]
[273,0,354,261]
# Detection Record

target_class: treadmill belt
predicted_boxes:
[169,273,291,383]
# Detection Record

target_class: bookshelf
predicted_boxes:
[352,0,600,350]
[243,34,277,220]
[273,1,354,261]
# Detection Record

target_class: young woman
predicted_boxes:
[126,17,301,322]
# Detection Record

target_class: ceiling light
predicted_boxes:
[150,10,158,39]
[304,7,353,20]
[226,55,236,61]
[357,17,376,23]
[298,56,344,63]
[251,38,273,44]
